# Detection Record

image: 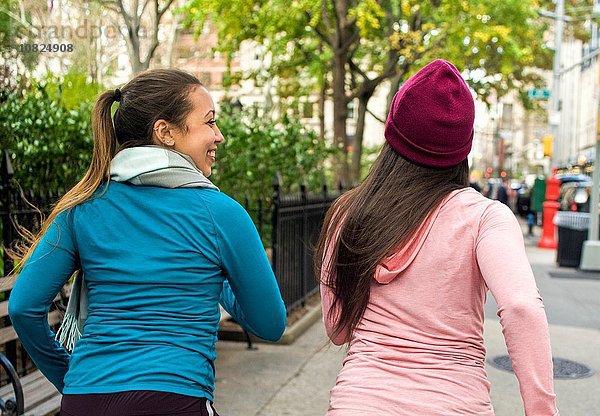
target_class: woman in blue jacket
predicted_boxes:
[8,69,286,416]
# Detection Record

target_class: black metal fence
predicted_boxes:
[0,152,69,385]
[271,178,343,311]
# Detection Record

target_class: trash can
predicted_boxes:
[553,212,590,267]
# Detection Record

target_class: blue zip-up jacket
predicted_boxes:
[8,182,286,400]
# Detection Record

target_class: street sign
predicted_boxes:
[528,89,551,100]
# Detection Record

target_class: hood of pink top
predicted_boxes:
[373,188,469,284]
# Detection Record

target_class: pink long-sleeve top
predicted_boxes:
[321,188,558,416]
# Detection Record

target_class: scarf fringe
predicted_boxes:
[55,313,82,352]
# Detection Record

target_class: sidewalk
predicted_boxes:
[213,224,600,416]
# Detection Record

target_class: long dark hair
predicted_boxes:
[13,69,202,274]
[314,143,469,343]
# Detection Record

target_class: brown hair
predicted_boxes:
[12,69,202,274]
[314,143,469,343]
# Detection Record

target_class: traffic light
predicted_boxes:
[486,167,493,174]
[542,135,553,157]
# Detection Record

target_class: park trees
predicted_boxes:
[184,0,593,184]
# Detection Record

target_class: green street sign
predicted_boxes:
[528,89,551,100]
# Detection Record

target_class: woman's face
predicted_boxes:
[157,86,224,177]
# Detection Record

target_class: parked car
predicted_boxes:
[559,181,592,212]
[556,173,590,185]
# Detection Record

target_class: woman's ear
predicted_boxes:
[153,120,175,146]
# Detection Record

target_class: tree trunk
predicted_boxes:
[124,21,143,73]
[165,15,181,67]
[387,71,403,112]
[318,78,326,141]
[350,101,365,184]
[332,51,349,186]
[350,93,371,184]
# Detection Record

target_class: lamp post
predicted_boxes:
[578,0,600,271]
[549,0,564,172]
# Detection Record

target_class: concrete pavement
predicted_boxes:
[213,226,600,416]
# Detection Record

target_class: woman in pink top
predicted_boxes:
[314,59,558,415]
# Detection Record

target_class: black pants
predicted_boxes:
[61,390,220,416]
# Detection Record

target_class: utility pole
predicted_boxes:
[549,0,564,171]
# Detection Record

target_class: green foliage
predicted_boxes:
[180,0,588,102]
[0,0,17,56]
[42,70,103,110]
[181,0,329,100]
[213,103,335,200]
[181,0,594,181]
[0,0,41,77]
[0,83,93,192]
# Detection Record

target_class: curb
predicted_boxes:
[279,302,322,345]
[218,302,323,346]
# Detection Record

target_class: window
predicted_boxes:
[347,102,355,119]
[501,103,513,125]
[302,102,315,119]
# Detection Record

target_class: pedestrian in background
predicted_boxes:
[315,59,558,415]
[497,179,509,206]
[469,173,481,193]
[8,69,286,416]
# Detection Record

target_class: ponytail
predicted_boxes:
[11,90,120,275]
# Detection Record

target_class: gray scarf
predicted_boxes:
[55,146,219,352]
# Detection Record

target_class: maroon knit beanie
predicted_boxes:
[384,59,475,168]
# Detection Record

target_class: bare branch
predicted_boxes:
[340,28,359,54]
[331,0,340,36]
[318,0,334,47]
[351,48,399,100]
[1,8,39,36]
[96,0,119,8]
[94,0,119,18]
[101,3,121,14]
[158,0,176,19]
[348,58,369,82]
[344,16,357,30]
[308,18,335,49]
[142,0,160,66]
[381,0,396,36]
[115,0,131,23]
[139,0,150,17]
[410,8,422,31]
[367,107,385,124]
[133,0,140,22]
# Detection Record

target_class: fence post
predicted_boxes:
[300,183,308,307]
[271,173,281,278]
[257,198,263,237]
[243,192,250,211]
